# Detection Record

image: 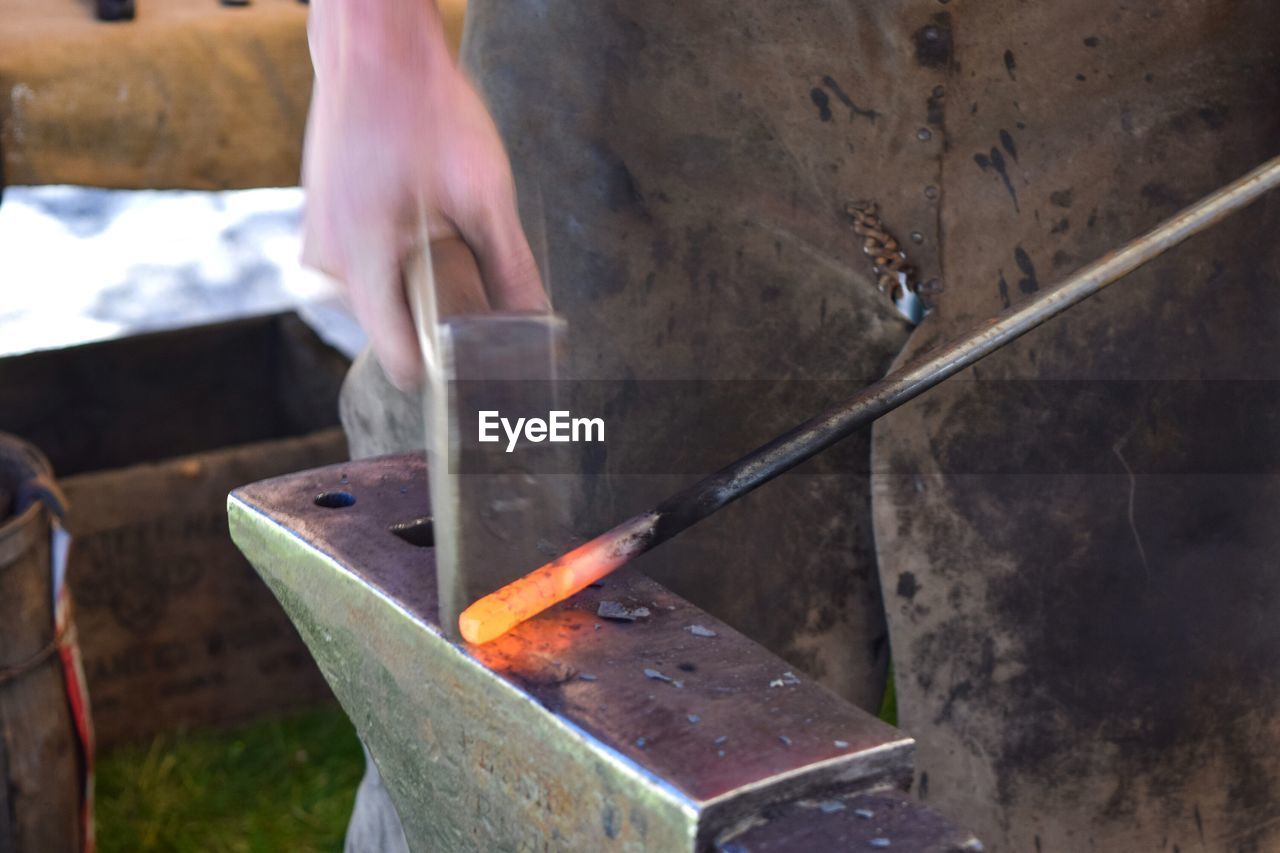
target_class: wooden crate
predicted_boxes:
[0,313,349,747]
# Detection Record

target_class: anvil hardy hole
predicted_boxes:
[315,490,356,509]
[390,516,435,548]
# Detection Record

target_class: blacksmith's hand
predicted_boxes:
[301,0,547,390]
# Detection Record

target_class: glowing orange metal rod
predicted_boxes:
[458,153,1280,645]
[458,513,659,644]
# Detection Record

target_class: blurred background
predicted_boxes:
[0,186,363,358]
[0,185,364,853]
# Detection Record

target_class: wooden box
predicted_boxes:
[0,313,350,747]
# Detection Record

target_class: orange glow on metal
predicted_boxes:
[458,513,656,644]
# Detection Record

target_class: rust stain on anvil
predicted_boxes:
[228,453,912,847]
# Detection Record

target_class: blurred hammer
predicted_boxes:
[407,231,570,639]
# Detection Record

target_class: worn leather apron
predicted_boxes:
[343,1,1280,849]
[866,1,1280,851]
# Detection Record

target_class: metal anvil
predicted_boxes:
[228,454,979,851]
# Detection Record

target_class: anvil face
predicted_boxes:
[228,454,917,850]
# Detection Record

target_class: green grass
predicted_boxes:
[878,661,898,727]
[96,707,364,853]
[93,679,899,851]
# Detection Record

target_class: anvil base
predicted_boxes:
[228,454,979,851]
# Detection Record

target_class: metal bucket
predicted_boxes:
[0,433,84,852]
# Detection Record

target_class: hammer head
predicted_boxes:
[426,313,575,638]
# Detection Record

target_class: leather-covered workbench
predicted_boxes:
[0,0,465,190]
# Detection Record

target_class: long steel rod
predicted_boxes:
[460,153,1280,644]
[656,154,1280,535]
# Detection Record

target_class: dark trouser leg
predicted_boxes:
[343,745,411,853]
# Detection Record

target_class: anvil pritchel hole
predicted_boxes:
[390,516,435,548]
[315,490,356,509]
